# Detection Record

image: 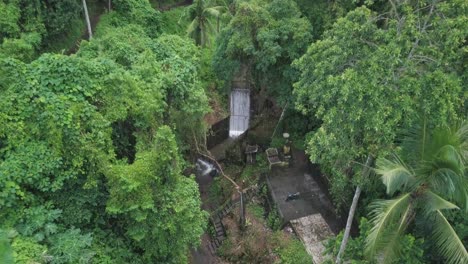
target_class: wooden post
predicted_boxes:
[239,180,246,230]
[239,190,245,229]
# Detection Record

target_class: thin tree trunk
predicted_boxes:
[271,102,288,139]
[82,0,93,39]
[336,154,373,264]
[108,0,111,11]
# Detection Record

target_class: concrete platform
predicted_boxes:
[267,168,320,221]
[265,149,341,233]
[265,149,344,263]
[290,214,334,264]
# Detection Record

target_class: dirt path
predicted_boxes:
[189,233,221,264]
[190,170,223,264]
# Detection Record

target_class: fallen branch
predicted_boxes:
[192,129,240,189]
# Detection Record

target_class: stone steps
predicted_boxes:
[207,186,258,255]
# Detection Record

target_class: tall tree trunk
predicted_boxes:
[336,154,373,264]
[82,0,93,39]
[108,0,112,11]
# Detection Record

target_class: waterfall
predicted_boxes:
[229,89,250,137]
[196,158,217,177]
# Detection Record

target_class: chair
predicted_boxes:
[266,148,281,169]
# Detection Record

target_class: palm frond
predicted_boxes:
[204,6,227,18]
[379,203,414,263]
[422,191,459,214]
[365,193,412,258]
[430,210,468,264]
[398,117,428,164]
[409,120,468,212]
[186,19,199,36]
[200,19,215,46]
[435,144,464,175]
[204,18,215,34]
[424,125,468,211]
[456,121,468,161]
[205,8,220,18]
[179,4,196,24]
[375,155,415,196]
[428,125,458,151]
[427,166,468,212]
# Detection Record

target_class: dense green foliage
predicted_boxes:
[366,122,468,263]
[106,126,207,263]
[0,0,83,60]
[1,0,466,263]
[181,0,228,47]
[325,218,425,264]
[293,0,357,40]
[0,1,208,263]
[293,0,467,210]
[213,0,312,103]
[211,0,467,262]
[272,233,311,264]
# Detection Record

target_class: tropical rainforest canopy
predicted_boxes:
[0,0,466,263]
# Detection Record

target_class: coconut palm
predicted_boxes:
[181,0,228,47]
[366,121,468,264]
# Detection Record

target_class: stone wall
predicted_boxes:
[207,116,230,149]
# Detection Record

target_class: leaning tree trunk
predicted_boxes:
[271,102,288,139]
[82,0,93,39]
[336,154,373,264]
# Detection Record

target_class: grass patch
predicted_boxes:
[247,204,265,220]
[208,177,235,208]
[272,231,311,264]
[219,208,310,263]
[267,205,282,231]
[239,154,268,184]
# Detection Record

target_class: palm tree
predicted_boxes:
[366,121,468,263]
[181,0,228,47]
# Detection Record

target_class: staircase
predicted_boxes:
[208,187,258,254]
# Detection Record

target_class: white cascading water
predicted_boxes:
[229,89,250,137]
[196,158,216,177]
